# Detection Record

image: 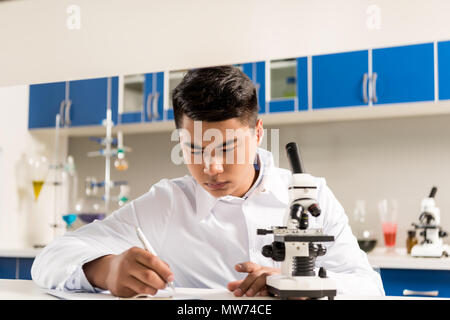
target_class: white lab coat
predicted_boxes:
[31,148,385,296]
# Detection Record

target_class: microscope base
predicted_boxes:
[266,274,337,300]
[411,244,449,258]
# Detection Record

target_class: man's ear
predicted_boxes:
[255,119,264,146]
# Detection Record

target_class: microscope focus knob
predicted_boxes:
[262,242,285,261]
[262,245,273,258]
[308,203,322,217]
[317,244,327,256]
[439,230,448,238]
[319,267,327,278]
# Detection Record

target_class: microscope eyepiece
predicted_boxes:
[429,186,438,198]
[285,142,304,174]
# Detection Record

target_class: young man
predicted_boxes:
[31,66,384,298]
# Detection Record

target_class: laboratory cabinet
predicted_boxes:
[0,257,34,280]
[372,42,435,105]
[380,268,450,298]
[29,77,118,129]
[266,58,308,113]
[241,62,267,114]
[68,77,119,126]
[312,50,369,109]
[119,72,164,124]
[312,43,435,109]
[28,41,446,133]
[438,40,450,100]
[28,81,67,129]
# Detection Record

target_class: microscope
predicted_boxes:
[411,186,449,258]
[257,142,337,300]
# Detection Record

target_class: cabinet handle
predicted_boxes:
[64,100,72,127]
[152,92,160,120]
[59,100,66,126]
[372,72,378,103]
[362,73,368,104]
[403,289,439,297]
[146,93,153,120]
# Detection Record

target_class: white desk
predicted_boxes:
[0,280,447,300]
[368,247,450,270]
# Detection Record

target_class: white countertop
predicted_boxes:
[367,247,450,270]
[0,280,446,300]
[0,248,42,258]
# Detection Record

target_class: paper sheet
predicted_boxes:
[45,288,200,300]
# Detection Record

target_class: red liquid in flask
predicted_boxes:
[382,223,397,247]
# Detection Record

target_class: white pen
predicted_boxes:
[135,226,175,292]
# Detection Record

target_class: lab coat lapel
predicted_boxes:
[194,181,219,221]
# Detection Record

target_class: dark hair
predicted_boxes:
[172,66,258,129]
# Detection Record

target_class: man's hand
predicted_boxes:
[227,262,280,297]
[83,247,174,298]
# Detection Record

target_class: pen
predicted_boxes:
[135,226,175,292]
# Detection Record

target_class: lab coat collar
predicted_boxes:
[194,148,289,220]
[255,148,290,206]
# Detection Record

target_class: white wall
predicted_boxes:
[0,85,65,249]
[2,0,450,86]
[275,115,450,248]
[68,114,450,249]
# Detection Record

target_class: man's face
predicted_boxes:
[179,115,264,198]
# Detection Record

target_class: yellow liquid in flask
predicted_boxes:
[32,180,44,201]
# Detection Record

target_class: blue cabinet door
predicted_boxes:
[438,41,450,100]
[119,110,143,124]
[144,72,166,122]
[0,257,34,280]
[0,258,16,279]
[242,62,266,114]
[372,43,435,105]
[18,258,34,280]
[380,268,450,298]
[68,77,118,126]
[297,57,308,112]
[154,72,165,121]
[29,82,66,129]
[312,50,369,109]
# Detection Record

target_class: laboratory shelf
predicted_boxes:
[0,248,41,258]
[28,99,450,137]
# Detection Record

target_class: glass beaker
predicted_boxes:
[75,177,106,225]
[378,199,398,250]
[353,200,377,252]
